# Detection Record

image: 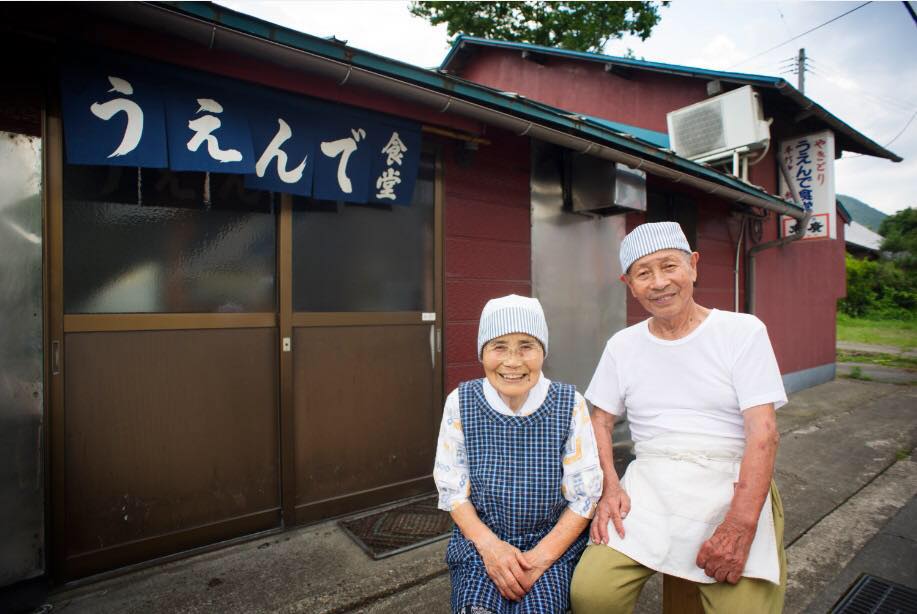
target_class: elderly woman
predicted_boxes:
[434,294,603,614]
[570,222,788,614]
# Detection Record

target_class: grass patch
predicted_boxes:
[836,350,917,370]
[897,448,913,461]
[843,365,872,381]
[836,314,917,350]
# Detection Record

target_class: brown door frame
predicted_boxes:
[278,192,296,526]
[46,99,66,584]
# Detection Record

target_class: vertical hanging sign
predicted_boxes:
[779,130,836,240]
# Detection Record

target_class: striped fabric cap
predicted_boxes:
[477,294,549,358]
[620,221,691,274]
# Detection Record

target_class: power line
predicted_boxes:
[775,4,794,38]
[728,2,872,69]
[839,109,916,159]
[879,110,916,148]
[904,1,917,26]
[807,58,917,114]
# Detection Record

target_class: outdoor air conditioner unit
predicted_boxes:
[666,85,771,163]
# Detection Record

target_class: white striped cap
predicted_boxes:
[477,294,549,358]
[620,222,691,274]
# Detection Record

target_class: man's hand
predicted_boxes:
[590,484,631,544]
[518,548,552,592]
[476,535,533,601]
[695,516,756,584]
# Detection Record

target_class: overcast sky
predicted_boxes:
[218,1,915,215]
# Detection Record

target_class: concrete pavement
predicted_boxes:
[14,369,917,614]
[835,338,917,387]
[836,340,917,359]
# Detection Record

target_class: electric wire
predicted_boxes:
[839,109,916,159]
[728,2,872,69]
[807,59,916,114]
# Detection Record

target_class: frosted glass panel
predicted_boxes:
[291,153,434,312]
[63,166,276,314]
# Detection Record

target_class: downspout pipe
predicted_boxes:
[745,158,811,314]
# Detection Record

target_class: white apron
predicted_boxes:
[602,432,781,584]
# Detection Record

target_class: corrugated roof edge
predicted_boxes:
[836,198,852,224]
[154,1,801,211]
[443,35,902,163]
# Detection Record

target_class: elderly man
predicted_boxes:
[570,222,787,614]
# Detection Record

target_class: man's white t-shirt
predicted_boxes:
[585,309,787,442]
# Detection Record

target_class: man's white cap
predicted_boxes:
[619,221,692,274]
[477,294,549,358]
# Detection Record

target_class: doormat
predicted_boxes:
[830,574,917,613]
[339,495,453,560]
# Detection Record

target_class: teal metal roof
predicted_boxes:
[156,2,801,211]
[583,116,670,149]
[442,35,901,163]
[441,35,785,86]
[836,198,852,224]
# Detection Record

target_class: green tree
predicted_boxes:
[839,254,917,320]
[879,206,917,262]
[409,1,665,53]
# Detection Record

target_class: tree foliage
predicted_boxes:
[879,206,917,264]
[409,1,665,53]
[839,254,916,320]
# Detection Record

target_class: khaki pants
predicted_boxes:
[570,482,786,614]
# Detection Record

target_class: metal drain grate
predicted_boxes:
[831,574,917,614]
[339,495,453,560]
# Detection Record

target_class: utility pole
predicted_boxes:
[797,48,806,94]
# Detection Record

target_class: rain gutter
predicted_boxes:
[89,2,806,220]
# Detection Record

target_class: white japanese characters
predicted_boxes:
[187,98,243,163]
[381,132,407,166]
[375,131,409,200]
[90,76,144,158]
[375,167,402,200]
[65,61,420,203]
[255,118,307,184]
[320,127,366,194]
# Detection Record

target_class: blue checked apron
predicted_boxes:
[446,379,588,614]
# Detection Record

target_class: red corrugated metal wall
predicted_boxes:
[456,48,706,131]
[746,149,846,375]
[443,132,533,392]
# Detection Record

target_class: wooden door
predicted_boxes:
[285,151,443,523]
[48,114,283,580]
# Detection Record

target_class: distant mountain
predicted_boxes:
[837,194,888,233]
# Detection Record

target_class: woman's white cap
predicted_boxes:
[619,221,691,274]
[477,294,549,358]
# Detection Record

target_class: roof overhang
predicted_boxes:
[72,2,805,220]
[443,36,902,163]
